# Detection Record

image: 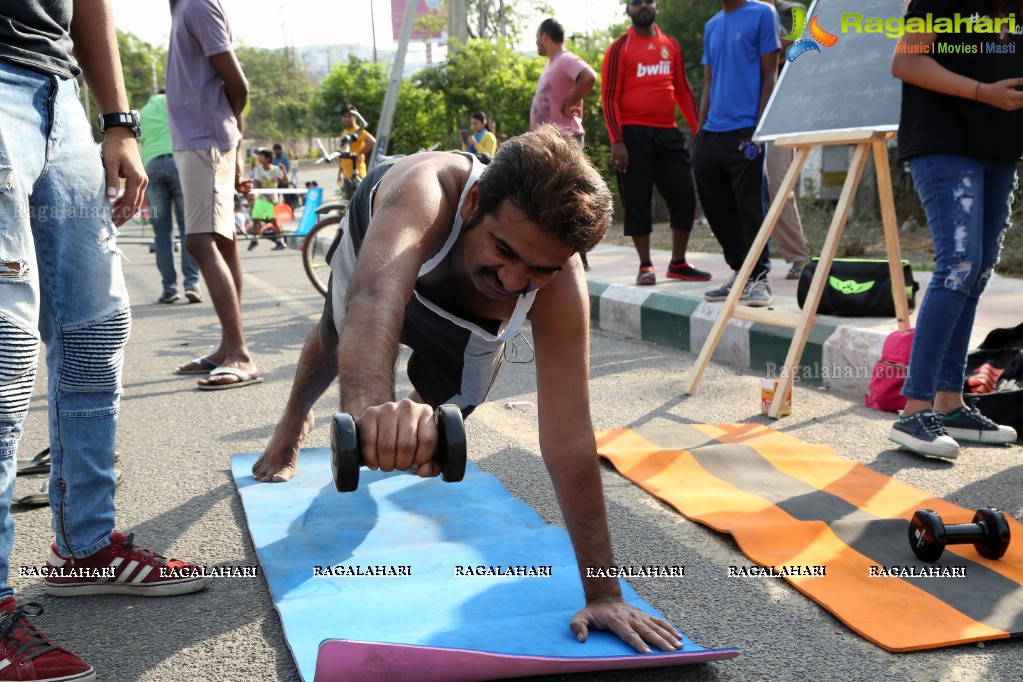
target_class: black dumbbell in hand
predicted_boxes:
[330,404,467,492]
[908,508,1011,562]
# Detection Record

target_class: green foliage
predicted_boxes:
[417,38,543,137]
[235,44,313,141]
[116,31,165,109]
[311,56,389,135]
[655,0,720,92]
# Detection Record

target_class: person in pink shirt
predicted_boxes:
[531,18,597,144]
[531,18,597,268]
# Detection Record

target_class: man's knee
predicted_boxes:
[59,308,131,391]
[0,316,40,422]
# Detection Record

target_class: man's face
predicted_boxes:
[341,113,355,129]
[535,29,548,57]
[627,0,658,28]
[461,196,573,300]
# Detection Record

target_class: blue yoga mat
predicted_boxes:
[231,449,738,681]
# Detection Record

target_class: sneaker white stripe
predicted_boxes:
[0,658,11,671]
[132,565,154,584]
[47,549,64,567]
[105,556,124,582]
[114,559,138,583]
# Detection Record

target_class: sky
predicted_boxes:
[109,0,628,52]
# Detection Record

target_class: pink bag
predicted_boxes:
[864,328,914,412]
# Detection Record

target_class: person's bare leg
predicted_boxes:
[670,228,692,262]
[252,327,338,482]
[632,234,651,265]
[182,233,259,386]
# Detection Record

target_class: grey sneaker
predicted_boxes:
[889,409,960,460]
[704,272,738,301]
[740,273,773,307]
[941,399,1017,444]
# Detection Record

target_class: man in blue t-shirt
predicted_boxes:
[693,0,780,307]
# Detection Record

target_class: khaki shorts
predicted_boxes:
[174,146,236,238]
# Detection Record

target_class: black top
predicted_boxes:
[0,1,78,78]
[897,0,1023,160]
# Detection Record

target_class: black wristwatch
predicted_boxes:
[97,110,141,138]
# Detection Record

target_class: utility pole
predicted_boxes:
[370,0,378,63]
[373,0,417,165]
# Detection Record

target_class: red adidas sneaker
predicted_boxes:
[0,597,95,681]
[43,532,212,597]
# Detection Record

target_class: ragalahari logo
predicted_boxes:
[785,6,839,61]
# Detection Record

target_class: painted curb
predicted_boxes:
[587,278,890,398]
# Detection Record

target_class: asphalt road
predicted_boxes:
[10,226,1021,682]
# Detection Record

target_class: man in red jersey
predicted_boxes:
[601,0,710,286]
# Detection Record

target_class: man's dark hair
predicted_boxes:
[257,148,273,161]
[340,104,358,116]
[538,18,565,44]
[471,124,611,254]
[272,143,283,152]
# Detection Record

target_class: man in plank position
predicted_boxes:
[252,125,681,653]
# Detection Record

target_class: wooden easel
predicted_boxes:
[686,129,911,418]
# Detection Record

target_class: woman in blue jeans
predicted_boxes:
[888,0,1022,459]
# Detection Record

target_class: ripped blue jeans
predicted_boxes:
[0,59,129,597]
[902,153,1016,402]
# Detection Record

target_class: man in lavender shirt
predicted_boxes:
[167,0,261,389]
[531,18,597,268]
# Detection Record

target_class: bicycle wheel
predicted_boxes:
[302,215,342,296]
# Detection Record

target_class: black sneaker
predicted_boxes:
[889,409,960,460]
[247,239,259,251]
[158,291,179,304]
[941,399,1018,444]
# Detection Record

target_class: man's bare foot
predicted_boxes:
[252,411,315,482]
[175,353,226,374]
[196,361,260,389]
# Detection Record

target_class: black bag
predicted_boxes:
[963,322,1023,439]
[796,258,919,317]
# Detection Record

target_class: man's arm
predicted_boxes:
[670,39,699,134]
[357,131,377,169]
[698,64,712,130]
[209,50,251,192]
[561,65,597,118]
[70,0,146,226]
[529,265,681,654]
[601,39,631,171]
[758,52,778,120]
[338,155,463,471]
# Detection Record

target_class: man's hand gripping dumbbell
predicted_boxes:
[331,399,466,492]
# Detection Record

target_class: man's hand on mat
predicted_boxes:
[570,597,682,654]
[356,400,442,477]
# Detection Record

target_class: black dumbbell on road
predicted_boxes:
[908,508,1011,562]
[330,404,467,492]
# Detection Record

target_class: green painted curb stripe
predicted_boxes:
[587,281,610,327]
[640,292,701,352]
[749,319,838,385]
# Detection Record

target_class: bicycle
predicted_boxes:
[301,110,369,296]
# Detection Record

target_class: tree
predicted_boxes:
[312,56,446,155]
[116,30,165,109]
[462,0,553,42]
[235,44,313,142]
[416,38,542,143]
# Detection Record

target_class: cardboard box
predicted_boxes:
[761,378,792,416]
